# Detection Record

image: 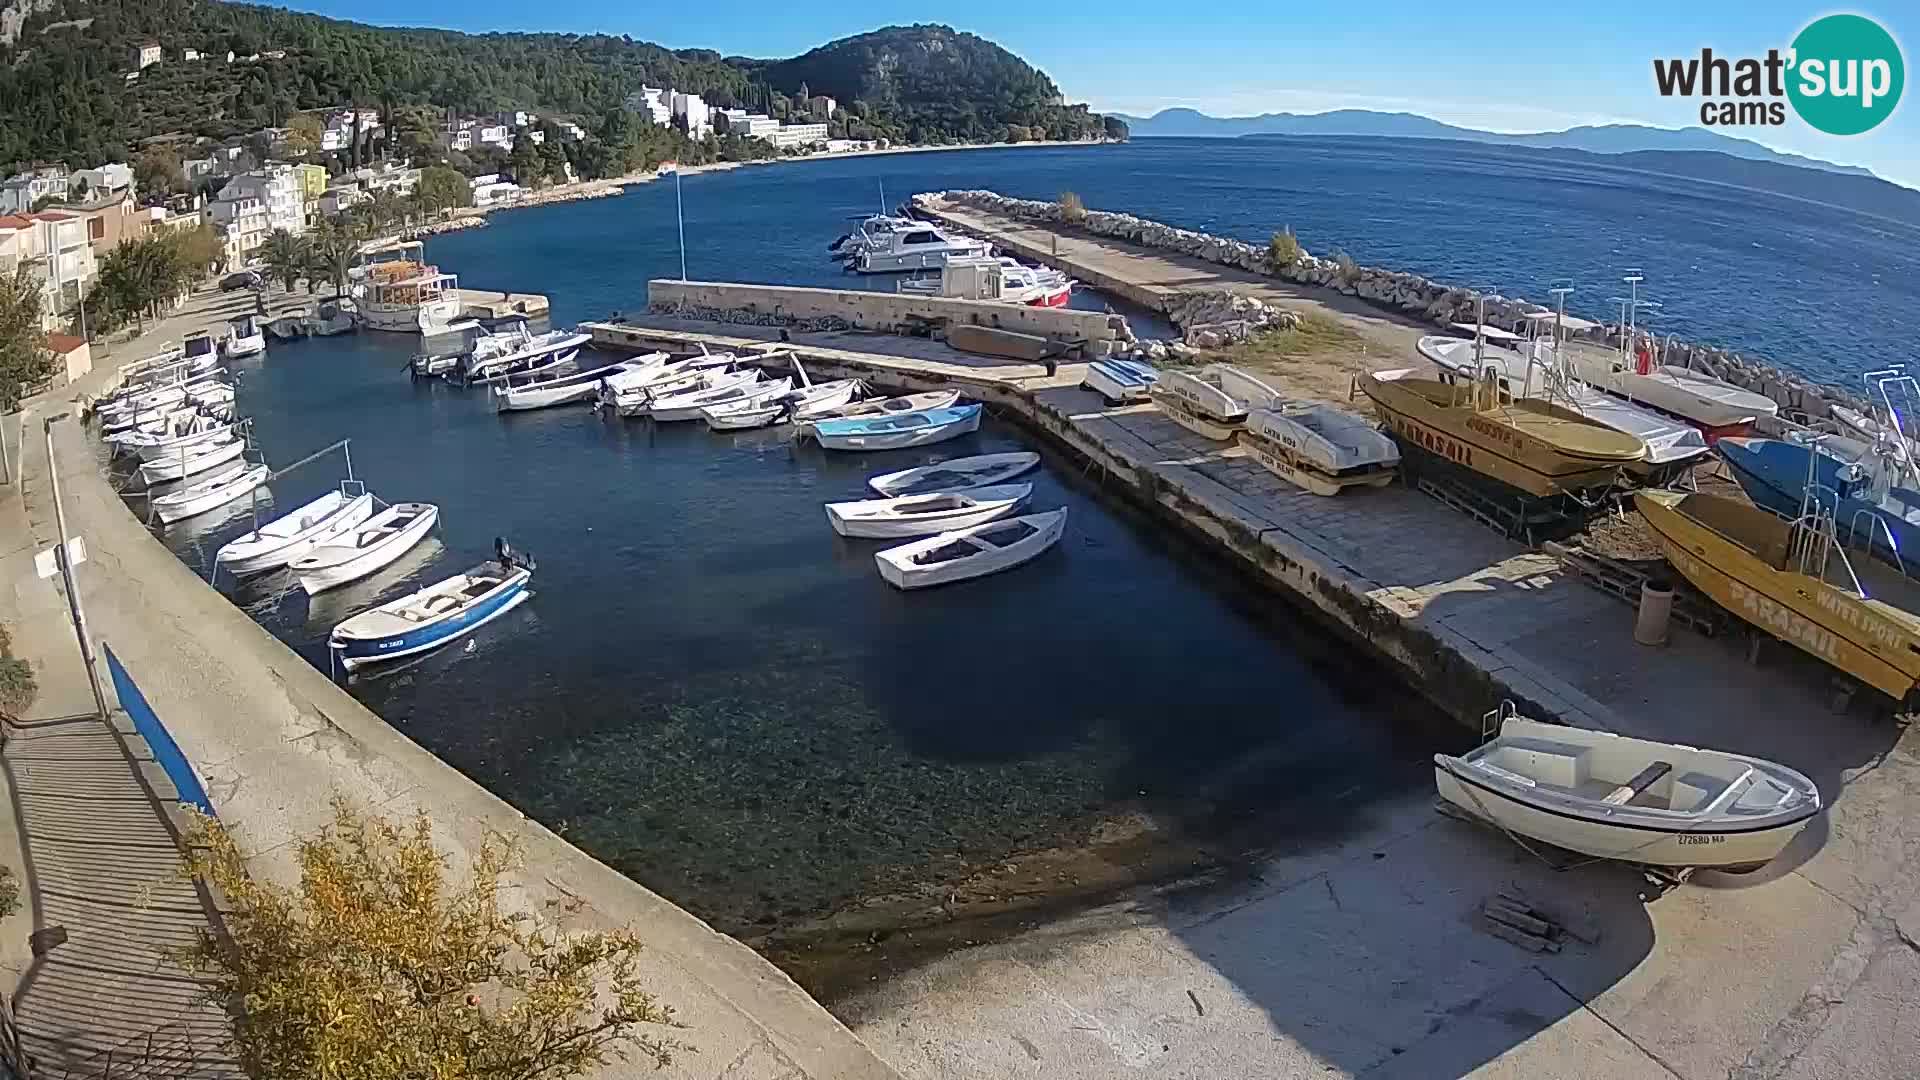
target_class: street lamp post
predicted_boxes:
[42,414,112,724]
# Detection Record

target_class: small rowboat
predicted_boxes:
[701,379,864,431]
[801,390,960,425]
[874,508,1067,589]
[216,488,377,575]
[1149,365,1281,440]
[598,354,734,412]
[329,559,532,670]
[137,435,246,484]
[698,379,809,430]
[1081,358,1159,405]
[651,375,785,422]
[1435,711,1820,873]
[493,359,641,412]
[290,502,440,595]
[827,483,1032,538]
[809,403,982,451]
[1241,401,1399,496]
[867,451,1040,497]
[152,462,270,524]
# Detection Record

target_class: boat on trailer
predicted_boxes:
[1241,401,1400,495]
[1149,365,1282,440]
[826,483,1033,538]
[1436,708,1820,874]
[809,403,982,451]
[329,552,533,670]
[1082,358,1159,405]
[216,486,377,575]
[868,452,1041,497]
[290,502,440,595]
[874,508,1068,589]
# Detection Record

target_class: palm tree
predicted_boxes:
[308,214,368,297]
[261,229,311,293]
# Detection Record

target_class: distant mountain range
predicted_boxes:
[1108,108,1877,180]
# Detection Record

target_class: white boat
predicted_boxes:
[223,314,267,358]
[188,383,236,409]
[830,214,915,262]
[1149,365,1281,440]
[700,379,857,431]
[868,451,1041,496]
[874,508,1067,589]
[306,298,357,337]
[1563,349,1777,438]
[329,559,531,670]
[121,349,220,389]
[290,502,440,595]
[1435,712,1820,873]
[898,254,1073,307]
[801,390,960,426]
[461,325,593,382]
[827,483,1033,538]
[810,403,982,451]
[120,346,187,381]
[1241,401,1400,496]
[215,488,377,575]
[599,355,736,415]
[152,462,271,524]
[355,244,462,334]
[492,359,643,412]
[649,373,779,422]
[853,223,993,274]
[1082,358,1159,405]
[136,434,246,483]
[115,413,228,460]
[1419,335,1708,478]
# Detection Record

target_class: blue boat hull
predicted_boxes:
[1717,438,1920,573]
[331,578,530,669]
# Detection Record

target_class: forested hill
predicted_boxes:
[0,3,1117,169]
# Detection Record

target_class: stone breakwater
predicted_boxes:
[646,301,856,334]
[917,190,1869,418]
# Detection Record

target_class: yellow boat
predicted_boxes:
[1358,368,1645,498]
[1637,489,1920,702]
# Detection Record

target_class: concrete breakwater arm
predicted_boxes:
[17,406,901,1080]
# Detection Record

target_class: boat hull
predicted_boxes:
[1717,437,1920,574]
[875,508,1067,589]
[332,578,529,669]
[360,297,463,334]
[1081,359,1158,405]
[814,405,982,451]
[137,437,245,483]
[223,334,266,358]
[217,493,377,575]
[1240,428,1396,496]
[153,464,270,524]
[826,484,1032,538]
[294,506,440,595]
[867,452,1040,497]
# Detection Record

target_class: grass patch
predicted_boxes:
[0,622,33,717]
[1221,312,1361,366]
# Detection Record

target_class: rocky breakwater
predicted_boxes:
[917,189,1869,419]
[1129,290,1301,365]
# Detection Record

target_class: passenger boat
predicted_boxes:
[1417,335,1709,483]
[853,223,993,274]
[801,390,960,426]
[1435,710,1820,872]
[354,244,461,334]
[460,324,593,382]
[290,502,440,595]
[1715,436,1920,576]
[1082,358,1159,405]
[874,508,1068,589]
[215,487,377,575]
[898,254,1073,307]
[136,434,246,484]
[1241,401,1400,495]
[698,378,812,430]
[1637,488,1920,702]
[222,314,267,358]
[492,359,643,413]
[1358,368,1645,499]
[151,462,271,524]
[329,556,532,670]
[1563,339,1777,441]
[1149,366,1282,440]
[649,374,782,422]
[810,403,983,451]
[868,452,1041,496]
[827,483,1032,539]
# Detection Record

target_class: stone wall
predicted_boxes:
[917,189,1868,418]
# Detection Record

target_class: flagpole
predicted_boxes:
[675,167,687,282]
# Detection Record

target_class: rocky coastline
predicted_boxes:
[916,190,1869,419]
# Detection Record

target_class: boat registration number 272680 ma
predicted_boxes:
[1677,834,1727,846]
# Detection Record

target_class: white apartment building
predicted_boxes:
[0,167,71,215]
[214,166,303,235]
[130,43,162,70]
[209,197,269,269]
[477,125,512,149]
[440,128,473,152]
[353,163,421,197]
[0,212,99,326]
[672,92,713,139]
[469,174,524,207]
[72,162,133,195]
[626,87,672,125]
[769,123,829,150]
[726,113,780,139]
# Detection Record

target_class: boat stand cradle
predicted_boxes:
[1434,799,1699,904]
[1395,442,1611,545]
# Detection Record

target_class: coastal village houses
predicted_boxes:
[0,210,98,333]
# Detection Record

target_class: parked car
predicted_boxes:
[220,271,262,293]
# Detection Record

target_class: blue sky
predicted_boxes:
[289,1,1919,186]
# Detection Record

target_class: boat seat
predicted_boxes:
[1601,761,1674,806]
[1669,771,1732,813]
[1482,741,1591,789]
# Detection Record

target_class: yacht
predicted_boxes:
[829,214,914,262]
[899,254,1073,307]
[353,242,463,334]
[852,223,992,274]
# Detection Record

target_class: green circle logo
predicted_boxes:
[1788,14,1904,135]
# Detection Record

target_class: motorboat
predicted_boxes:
[800,390,960,427]
[492,358,644,413]
[809,403,983,451]
[853,222,993,274]
[599,355,736,415]
[112,412,226,459]
[354,244,462,333]
[785,379,863,421]
[1435,710,1820,872]
[898,254,1073,307]
[120,348,219,389]
[701,379,861,431]
[874,508,1068,589]
[461,324,593,382]
[151,462,271,524]
[868,452,1041,497]
[830,214,915,262]
[1149,366,1282,440]
[827,483,1033,539]
[1715,436,1920,576]
[1637,488,1920,703]
[329,556,532,670]
[1359,368,1645,499]
[411,352,462,377]
[1241,401,1400,495]
[266,298,358,340]
[136,433,246,484]
[215,486,377,575]
[1418,335,1709,483]
[223,314,267,358]
[290,502,440,595]
[1082,358,1159,405]
[648,374,781,422]
[1562,336,1777,440]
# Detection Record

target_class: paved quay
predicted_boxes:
[590,312,1920,1079]
[8,318,902,1079]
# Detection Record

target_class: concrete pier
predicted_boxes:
[453,286,551,321]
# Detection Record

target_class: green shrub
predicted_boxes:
[1333,249,1360,284]
[1058,190,1087,224]
[0,656,32,716]
[0,866,17,919]
[1267,228,1301,272]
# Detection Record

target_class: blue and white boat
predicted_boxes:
[809,403,983,452]
[1081,358,1159,405]
[1717,435,1920,574]
[328,550,533,670]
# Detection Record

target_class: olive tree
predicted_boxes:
[176,801,686,1079]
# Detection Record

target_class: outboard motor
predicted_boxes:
[494,537,536,572]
